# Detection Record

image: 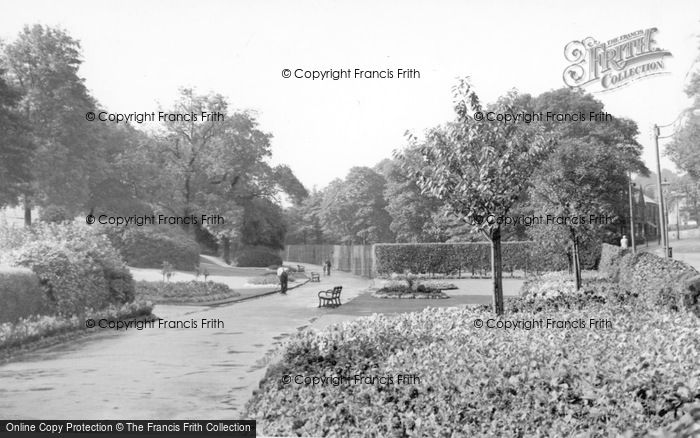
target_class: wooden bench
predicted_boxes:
[318,286,342,308]
[310,272,320,282]
[296,264,305,272]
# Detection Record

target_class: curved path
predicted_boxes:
[0,265,369,419]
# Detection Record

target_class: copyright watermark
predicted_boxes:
[282,373,421,386]
[474,318,613,330]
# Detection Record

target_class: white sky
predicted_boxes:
[1,0,699,189]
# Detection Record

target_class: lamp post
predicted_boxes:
[628,173,636,253]
[652,108,700,258]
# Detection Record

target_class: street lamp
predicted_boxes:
[652,108,700,258]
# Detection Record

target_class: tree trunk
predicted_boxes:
[572,235,581,290]
[222,237,231,265]
[490,227,504,315]
[23,197,32,226]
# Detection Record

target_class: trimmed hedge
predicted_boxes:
[0,266,50,324]
[236,248,282,267]
[11,223,135,316]
[617,251,700,315]
[375,242,579,276]
[118,227,200,271]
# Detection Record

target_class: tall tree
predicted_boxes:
[2,24,98,224]
[0,69,34,206]
[399,79,555,314]
[528,88,647,288]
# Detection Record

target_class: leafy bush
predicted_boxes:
[235,248,282,267]
[11,223,135,316]
[598,243,630,280]
[135,280,239,303]
[245,305,700,437]
[116,226,200,271]
[617,251,700,315]
[0,266,50,324]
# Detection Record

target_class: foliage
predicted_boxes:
[0,70,33,206]
[318,167,394,244]
[10,222,135,315]
[115,226,200,271]
[2,24,100,220]
[134,280,238,303]
[598,243,630,281]
[397,78,556,314]
[374,242,574,276]
[0,300,153,351]
[245,304,700,437]
[618,251,700,315]
[235,248,282,267]
[0,266,50,324]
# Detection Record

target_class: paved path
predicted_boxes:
[0,264,522,419]
[0,265,369,419]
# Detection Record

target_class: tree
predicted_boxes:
[319,167,394,245]
[399,79,556,314]
[0,69,34,206]
[528,88,647,289]
[2,24,99,224]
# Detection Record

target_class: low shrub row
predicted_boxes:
[135,280,239,303]
[374,241,600,277]
[0,300,153,351]
[246,273,304,286]
[244,305,700,436]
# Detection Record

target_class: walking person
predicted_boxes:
[277,266,288,294]
[325,258,332,277]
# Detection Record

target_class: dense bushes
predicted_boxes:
[245,305,700,436]
[113,226,200,271]
[374,241,599,276]
[0,266,50,324]
[617,251,700,315]
[135,280,239,303]
[10,223,135,316]
[235,248,282,267]
[598,243,630,280]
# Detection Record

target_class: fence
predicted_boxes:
[284,244,375,278]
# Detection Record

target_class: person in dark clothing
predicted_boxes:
[277,266,289,293]
[325,259,332,276]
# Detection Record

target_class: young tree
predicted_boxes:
[399,79,555,314]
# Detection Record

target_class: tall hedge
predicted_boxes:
[0,266,50,324]
[116,226,200,271]
[374,242,575,276]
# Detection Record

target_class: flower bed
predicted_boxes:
[135,280,240,303]
[245,302,700,437]
[0,300,153,351]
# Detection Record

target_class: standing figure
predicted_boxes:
[620,235,629,249]
[325,258,332,277]
[277,266,288,294]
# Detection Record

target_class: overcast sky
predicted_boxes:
[1,0,699,190]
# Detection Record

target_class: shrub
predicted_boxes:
[245,306,700,436]
[11,223,135,316]
[598,243,630,280]
[617,251,700,315]
[0,266,51,324]
[135,280,239,303]
[236,248,282,267]
[247,273,299,286]
[118,226,200,271]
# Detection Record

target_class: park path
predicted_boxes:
[0,265,370,419]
